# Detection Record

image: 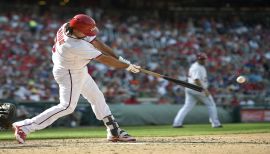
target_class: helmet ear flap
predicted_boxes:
[65,23,73,35]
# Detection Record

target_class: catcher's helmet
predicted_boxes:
[69,14,98,36]
[196,52,207,60]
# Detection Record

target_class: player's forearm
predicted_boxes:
[95,54,128,69]
[91,39,118,59]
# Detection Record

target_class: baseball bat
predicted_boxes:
[139,68,203,92]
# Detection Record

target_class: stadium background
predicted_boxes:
[0,0,270,127]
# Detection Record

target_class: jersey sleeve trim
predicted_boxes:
[93,53,102,59]
[89,37,97,43]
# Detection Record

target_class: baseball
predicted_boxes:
[236,76,246,83]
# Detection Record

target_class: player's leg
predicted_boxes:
[199,94,221,127]
[173,90,197,127]
[81,75,135,142]
[13,70,85,143]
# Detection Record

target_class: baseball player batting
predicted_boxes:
[173,53,222,128]
[12,14,139,144]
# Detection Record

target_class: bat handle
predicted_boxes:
[139,68,163,78]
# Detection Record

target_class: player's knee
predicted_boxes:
[207,103,216,108]
[66,106,76,114]
[58,104,76,115]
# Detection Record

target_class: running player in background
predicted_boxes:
[12,14,139,144]
[173,53,222,128]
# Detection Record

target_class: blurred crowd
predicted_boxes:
[0,8,269,107]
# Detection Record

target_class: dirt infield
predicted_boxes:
[1,133,270,154]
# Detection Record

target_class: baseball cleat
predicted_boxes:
[12,124,27,144]
[173,125,183,128]
[108,129,136,142]
[213,125,223,128]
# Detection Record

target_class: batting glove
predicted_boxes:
[119,56,131,65]
[126,64,141,73]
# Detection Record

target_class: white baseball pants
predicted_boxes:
[14,67,111,134]
[173,89,221,127]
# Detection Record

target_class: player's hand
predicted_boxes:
[126,64,141,73]
[204,89,210,97]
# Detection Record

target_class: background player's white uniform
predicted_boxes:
[13,23,112,134]
[173,61,221,127]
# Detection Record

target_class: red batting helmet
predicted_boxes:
[196,53,207,60]
[69,14,99,36]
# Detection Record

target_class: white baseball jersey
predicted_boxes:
[52,23,101,70]
[14,23,112,134]
[187,61,208,89]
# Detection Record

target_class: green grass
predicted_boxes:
[1,123,270,140]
